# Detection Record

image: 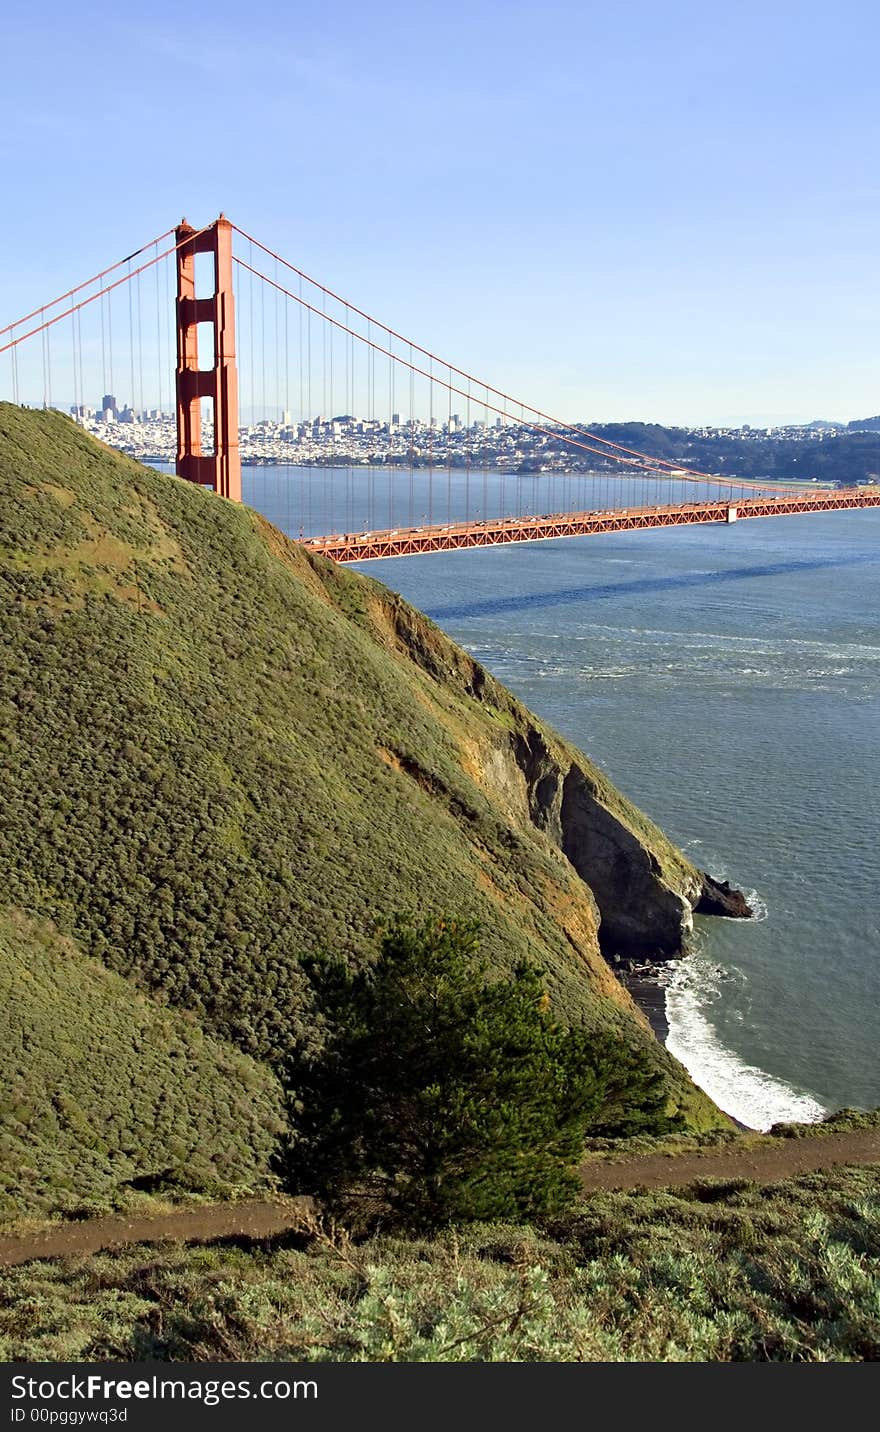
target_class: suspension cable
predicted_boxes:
[229,221,717,481]
[233,254,781,492]
[0,227,176,337]
[0,225,214,359]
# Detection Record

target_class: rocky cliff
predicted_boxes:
[368,589,750,962]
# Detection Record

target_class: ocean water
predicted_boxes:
[239,464,880,1130]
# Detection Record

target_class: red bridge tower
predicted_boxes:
[175,216,241,502]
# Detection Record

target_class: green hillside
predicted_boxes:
[0,403,729,1153]
[0,908,284,1219]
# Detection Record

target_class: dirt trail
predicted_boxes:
[578,1126,880,1191]
[1,1129,878,1270]
[0,1199,310,1271]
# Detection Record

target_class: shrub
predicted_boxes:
[288,915,678,1227]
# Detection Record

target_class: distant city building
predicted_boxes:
[72,405,874,488]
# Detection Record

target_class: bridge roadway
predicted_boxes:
[300,487,880,563]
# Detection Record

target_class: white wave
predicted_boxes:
[597,626,880,660]
[665,959,827,1131]
[741,889,769,922]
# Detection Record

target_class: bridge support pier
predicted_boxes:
[175,216,241,502]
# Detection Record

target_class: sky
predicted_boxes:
[1,0,878,426]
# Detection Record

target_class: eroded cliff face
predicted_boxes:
[509,726,700,958]
[371,590,748,962]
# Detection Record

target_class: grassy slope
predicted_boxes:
[0,908,284,1220]
[2,1147,878,1361]
[0,404,721,1131]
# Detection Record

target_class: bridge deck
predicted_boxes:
[300,488,880,563]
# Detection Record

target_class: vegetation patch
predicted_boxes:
[1,1164,878,1361]
[0,908,284,1221]
[290,917,680,1228]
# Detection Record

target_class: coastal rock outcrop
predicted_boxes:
[696,873,754,919]
[506,725,735,958]
[372,594,750,962]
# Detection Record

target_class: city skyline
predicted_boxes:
[67,393,879,481]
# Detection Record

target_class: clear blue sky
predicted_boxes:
[2,0,878,425]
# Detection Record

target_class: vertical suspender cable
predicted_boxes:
[248,243,255,431]
[321,290,327,419]
[486,386,492,526]
[127,259,135,417]
[154,241,163,419]
[307,299,314,532]
[9,327,18,404]
[465,390,471,522]
[388,329,393,530]
[427,355,433,527]
[71,311,78,419]
[41,314,47,409]
[500,395,506,519]
[447,364,452,524]
[260,275,266,430]
[518,402,525,517]
[408,343,414,528]
[366,318,373,531]
[273,257,279,420]
[107,283,114,410]
[136,269,145,418]
[163,252,171,424]
[346,302,353,532]
[101,287,108,401]
[76,308,84,419]
[298,272,304,423]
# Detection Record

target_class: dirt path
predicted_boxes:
[0,1199,310,1271]
[1,1129,878,1270]
[578,1126,880,1192]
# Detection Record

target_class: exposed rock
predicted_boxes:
[505,726,752,957]
[508,738,699,958]
[696,872,754,919]
[557,764,700,958]
[371,581,750,964]
[513,727,564,844]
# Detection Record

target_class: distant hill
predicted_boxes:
[578,421,880,483]
[0,404,737,1218]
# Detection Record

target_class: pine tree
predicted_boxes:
[290,915,676,1227]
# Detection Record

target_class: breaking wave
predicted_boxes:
[665,958,827,1131]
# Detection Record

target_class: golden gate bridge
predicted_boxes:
[2,214,878,561]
